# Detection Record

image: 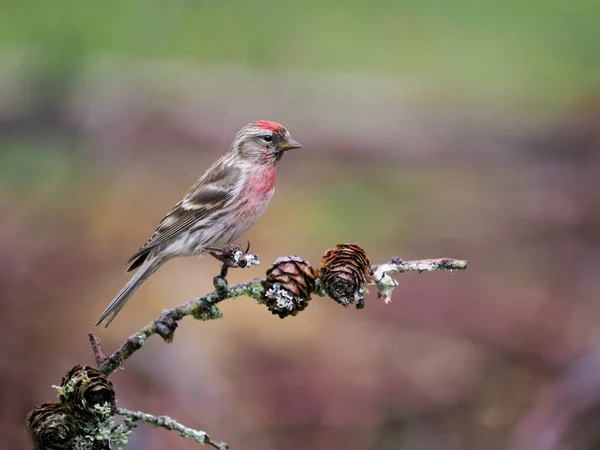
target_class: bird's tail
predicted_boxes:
[96,257,164,328]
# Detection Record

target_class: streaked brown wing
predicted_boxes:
[126,162,241,271]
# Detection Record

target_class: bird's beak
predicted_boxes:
[279,137,303,151]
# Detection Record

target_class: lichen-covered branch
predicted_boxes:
[92,252,467,376]
[117,408,229,450]
[372,257,468,304]
[30,245,466,450]
[28,365,226,450]
[93,278,264,375]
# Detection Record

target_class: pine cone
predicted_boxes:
[59,365,116,417]
[320,243,373,308]
[263,256,317,318]
[26,401,75,450]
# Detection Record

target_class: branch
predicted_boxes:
[372,257,468,304]
[89,333,108,366]
[93,254,467,376]
[117,408,229,450]
[93,278,263,375]
[23,250,466,450]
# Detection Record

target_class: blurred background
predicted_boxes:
[2,1,600,449]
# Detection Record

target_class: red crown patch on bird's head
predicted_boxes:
[255,120,284,132]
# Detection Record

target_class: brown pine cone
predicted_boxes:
[26,401,75,450]
[320,243,373,308]
[263,256,317,318]
[59,365,116,417]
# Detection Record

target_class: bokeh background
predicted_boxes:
[3,1,600,449]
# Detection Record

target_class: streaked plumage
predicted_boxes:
[96,120,302,327]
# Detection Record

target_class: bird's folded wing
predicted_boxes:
[126,162,241,270]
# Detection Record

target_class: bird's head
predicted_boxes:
[230,120,302,165]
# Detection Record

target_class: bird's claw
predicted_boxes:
[209,243,259,296]
[208,243,260,269]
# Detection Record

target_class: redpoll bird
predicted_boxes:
[96,120,302,327]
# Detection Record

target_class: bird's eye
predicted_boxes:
[263,134,273,142]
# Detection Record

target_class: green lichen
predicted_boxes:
[136,332,148,347]
[53,372,90,402]
[191,303,223,321]
[93,403,115,419]
[206,291,220,303]
[213,277,228,291]
[238,282,264,302]
[71,402,128,450]
[113,416,138,449]
[71,434,94,450]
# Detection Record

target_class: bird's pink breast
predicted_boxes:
[215,167,276,244]
[250,167,277,197]
[238,167,277,217]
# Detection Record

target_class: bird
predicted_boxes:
[95,120,302,327]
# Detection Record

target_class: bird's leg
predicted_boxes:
[219,263,229,279]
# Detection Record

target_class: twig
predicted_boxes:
[89,333,108,366]
[376,256,468,274]
[117,408,229,449]
[92,255,466,376]
[372,257,468,304]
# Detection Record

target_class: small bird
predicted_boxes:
[96,120,302,327]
